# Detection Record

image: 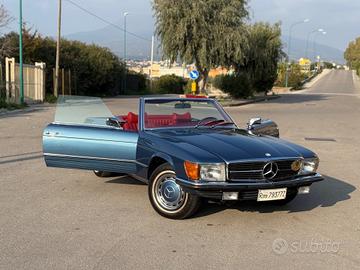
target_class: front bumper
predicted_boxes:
[176,173,324,200]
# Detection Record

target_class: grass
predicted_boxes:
[0,98,27,111]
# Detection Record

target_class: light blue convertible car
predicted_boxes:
[43,96,323,219]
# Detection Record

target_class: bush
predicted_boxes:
[151,74,186,94]
[275,63,308,89]
[126,72,150,94]
[212,74,253,99]
[45,94,57,104]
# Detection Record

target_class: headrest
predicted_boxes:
[127,112,138,123]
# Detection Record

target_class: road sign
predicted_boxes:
[189,70,199,80]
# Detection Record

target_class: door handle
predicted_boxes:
[44,131,60,137]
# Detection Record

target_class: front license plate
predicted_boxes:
[257,188,287,202]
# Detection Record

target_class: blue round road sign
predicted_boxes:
[189,70,200,80]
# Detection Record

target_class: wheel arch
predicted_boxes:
[147,153,174,180]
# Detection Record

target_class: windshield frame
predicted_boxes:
[140,97,237,131]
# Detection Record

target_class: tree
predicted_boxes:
[0,4,12,29]
[0,27,126,96]
[344,37,360,75]
[152,0,248,92]
[0,4,13,84]
[234,22,283,94]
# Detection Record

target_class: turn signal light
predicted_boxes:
[184,161,199,181]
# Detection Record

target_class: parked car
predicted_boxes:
[43,96,323,219]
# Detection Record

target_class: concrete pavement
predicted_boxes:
[0,70,359,269]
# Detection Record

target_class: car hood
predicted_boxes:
[151,129,315,162]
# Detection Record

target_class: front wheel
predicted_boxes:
[148,163,201,219]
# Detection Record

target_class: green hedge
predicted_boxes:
[151,74,186,94]
[212,74,253,99]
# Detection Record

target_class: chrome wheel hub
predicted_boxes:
[155,176,186,211]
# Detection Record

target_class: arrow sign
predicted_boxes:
[189,70,200,80]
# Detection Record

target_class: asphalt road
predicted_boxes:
[0,70,359,269]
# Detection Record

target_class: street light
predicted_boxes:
[305,28,324,59]
[285,18,310,87]
[313,31,327,61]
[123,12,129,94]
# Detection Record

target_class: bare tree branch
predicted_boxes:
[0,4,13,29]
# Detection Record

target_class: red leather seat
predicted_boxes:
[173,112,191,123]
[123,112,138,131]
[123,112,192,130]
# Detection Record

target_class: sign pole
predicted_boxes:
[19,0,24,104]
[189,70,200,95]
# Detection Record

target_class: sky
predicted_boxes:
[2,0,360,51]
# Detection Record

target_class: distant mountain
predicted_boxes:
[66,26,345,64]
[282,36,345,64]
[66,23,159,61]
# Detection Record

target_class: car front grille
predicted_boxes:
[228,159,300,181]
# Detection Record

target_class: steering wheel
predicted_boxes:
[195,117,220,127]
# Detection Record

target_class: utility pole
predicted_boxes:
[149,35,155,89]
[150,35,154,77]
[19,0,24,104]
[123,12,129,94]
[54,0,62,97]
[150,36,154,68]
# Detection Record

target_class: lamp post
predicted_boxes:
[123,12,129,94]
[313,31,327,61]
[285,19,310,87]
[305,28,324,59]
[19,0,24,104]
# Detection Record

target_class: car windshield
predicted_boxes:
[144,99,232,129]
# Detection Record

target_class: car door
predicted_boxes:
[42,96,139,174]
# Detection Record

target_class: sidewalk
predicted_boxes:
[220,95,280,107]
[352,70,360,93]
[302,69,331,89]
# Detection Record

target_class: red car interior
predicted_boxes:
[119,112,192,132]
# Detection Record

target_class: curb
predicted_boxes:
[0,104,53,117]
[222,95,281,107]
[0,107,36,117]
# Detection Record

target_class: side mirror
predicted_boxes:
[248,117,262,126]
[106,117,124,128]
[247,117,279,138]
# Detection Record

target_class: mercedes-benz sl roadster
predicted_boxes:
[43,96,323,219]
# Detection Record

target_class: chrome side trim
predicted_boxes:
[43,153,148,167]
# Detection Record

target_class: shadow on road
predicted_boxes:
[106,175,146,186]
[194,174,355,218]
[264,94,329,104]
[0,151,44,165]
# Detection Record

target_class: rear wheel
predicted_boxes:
[148,163,201,219]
